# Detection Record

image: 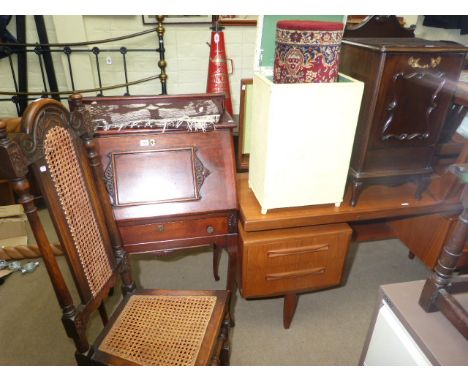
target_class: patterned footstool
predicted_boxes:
[274,20,344,83]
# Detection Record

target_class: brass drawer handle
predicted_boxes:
[267,243,329,258]
[207,225,214,234]
[265,267,326,281]
[408,56,441,69]
[157,224,164,232]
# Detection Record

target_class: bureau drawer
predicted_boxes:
[240,223,352,298]
[119,216,229,245]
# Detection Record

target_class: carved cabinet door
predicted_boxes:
[371,53,464,150]
[363,52,463,172]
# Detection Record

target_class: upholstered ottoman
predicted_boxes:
[273,20,344,83]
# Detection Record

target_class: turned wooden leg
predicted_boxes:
[283,293,299,329]
[419,198,468,338]
[98,302,108,325]
[220,319,231,366]
[213,244,221,281]
[420,207,468,312]
[225,236,238,327]
[350,180,363,207]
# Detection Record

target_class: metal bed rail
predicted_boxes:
[0,15,167,116]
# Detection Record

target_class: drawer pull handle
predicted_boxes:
[207,225,214,234]
[157,225,164,232]
[265,267,326,281]
[408,56,441,69]
[267,244,329,258]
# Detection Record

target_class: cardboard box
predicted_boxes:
[0,269,13,279]
[0,204,28,248]
[0,204,23,218]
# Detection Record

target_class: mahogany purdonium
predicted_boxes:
[69,94,238,293]
[339,38,468,206]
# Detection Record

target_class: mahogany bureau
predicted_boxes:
[69,94,239,299]
[339,38,468,206]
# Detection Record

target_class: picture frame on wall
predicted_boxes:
[219,16,258,26]
[142,15,212,25]
[142,15,257,26]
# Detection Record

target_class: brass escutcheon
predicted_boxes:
[408,56,442,69]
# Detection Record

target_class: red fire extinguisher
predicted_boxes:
[206,16,234,115]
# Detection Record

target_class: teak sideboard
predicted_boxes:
[237,172,466,329]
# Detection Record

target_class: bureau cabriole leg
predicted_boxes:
[213,244,221,281]
[283,293,299,329]
[226,236,238,327]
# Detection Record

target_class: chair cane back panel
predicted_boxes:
[98,294,217,365]
[44,126,113,297]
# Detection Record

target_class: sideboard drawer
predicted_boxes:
[239,223,352,298]
[120,216,229,245]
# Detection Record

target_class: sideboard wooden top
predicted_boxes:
[237,173,462,232]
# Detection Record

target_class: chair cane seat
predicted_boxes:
[93,292,227,365]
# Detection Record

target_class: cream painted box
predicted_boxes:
[248,72,364,214]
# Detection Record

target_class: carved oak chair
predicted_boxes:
[419,163,468,339]
[0,99,230,365]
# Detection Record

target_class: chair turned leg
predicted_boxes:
[211,318,231,366]
[98,302,108,325]
[220,342,230,366]
[420,206,468,311]
[75,351,92,365]
[283,293,299,329]
[213,244,221,281]
[419,200,468,338]
[350,180,363,207]
[220,319,231,366]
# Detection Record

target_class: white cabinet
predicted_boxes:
[361,281,468,366]
[248,72,363,214]
[364,301,431,366]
